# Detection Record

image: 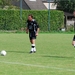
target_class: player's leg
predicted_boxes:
[72,35,75,47]
[29,32,36,53]
[30,39,36,52]
[30,39,36,53]
[72,40,75,47]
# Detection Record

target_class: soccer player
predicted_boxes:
[72,11,75,47]
[72,35,75,47]
[26,14,39,53]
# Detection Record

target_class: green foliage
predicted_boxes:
[0,0,11,8]
[0,10,64,31]
[54,0,75,13]
[0,0,19,9]
[50,10,64,31]
[66,25,74,32]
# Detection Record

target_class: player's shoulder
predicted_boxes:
[32,19,35,21]
[32,19,37,23]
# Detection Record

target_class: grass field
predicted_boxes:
[0,33,75,75]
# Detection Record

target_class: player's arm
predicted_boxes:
[36,22,39,36]
[36,27,39,36]
[26,28,29,34]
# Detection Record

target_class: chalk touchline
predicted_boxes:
[0,61,75,72]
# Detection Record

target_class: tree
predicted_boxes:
[0,0,19,9]
[0,0,11,8]
[54,0,75,13]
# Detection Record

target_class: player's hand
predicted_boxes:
[26,31,28,34]
[26,28,28,34]
[36,32,38,36]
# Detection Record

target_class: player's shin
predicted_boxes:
[30,44,35,52]
[30,44,36,53]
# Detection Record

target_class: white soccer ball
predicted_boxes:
[0,50,7,56]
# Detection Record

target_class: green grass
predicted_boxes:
[0,33,75,75]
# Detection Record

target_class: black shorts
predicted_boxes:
[29,31,36,40]
[73,35,75,41]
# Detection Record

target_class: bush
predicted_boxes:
[0,10,64,31]
[50,10,64,31]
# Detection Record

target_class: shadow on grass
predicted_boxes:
[7,51,29,54]
[43,55,74,59]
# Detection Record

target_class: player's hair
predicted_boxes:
[28,14,33,18]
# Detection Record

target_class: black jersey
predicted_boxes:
[27,19,39,32]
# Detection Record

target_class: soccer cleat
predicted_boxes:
[30,51,33,53]
[34,51,36,53]
[33,47,36,53]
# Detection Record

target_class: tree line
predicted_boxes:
[54,0,75,13]
[0,0,19,9]
[0,0,75,13]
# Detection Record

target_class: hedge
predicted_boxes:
[0,10,64,31]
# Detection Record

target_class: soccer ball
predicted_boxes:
[0,50,7,56]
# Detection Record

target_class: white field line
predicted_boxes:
[0,61,75,72]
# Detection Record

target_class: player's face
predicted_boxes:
[28,16,33,21]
